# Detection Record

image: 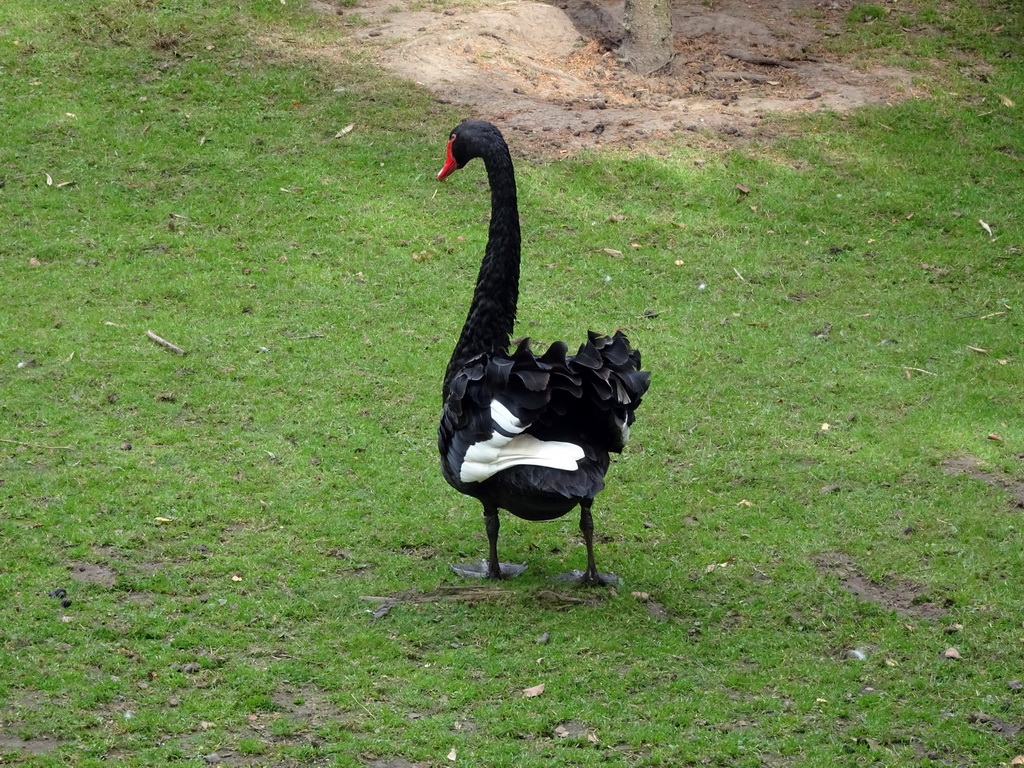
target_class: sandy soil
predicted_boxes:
[316,0,923,154]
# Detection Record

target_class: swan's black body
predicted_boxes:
[437,120,649,584]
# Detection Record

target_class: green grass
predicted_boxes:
[1,0,1023,766]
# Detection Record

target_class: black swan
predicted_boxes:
[436,120,650,585]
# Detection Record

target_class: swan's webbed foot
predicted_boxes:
[557,501,620,586]
[449,503,527,579]
[449,561,528,579]
[553,568,621,587]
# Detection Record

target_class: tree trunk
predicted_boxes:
[620,0,673,75]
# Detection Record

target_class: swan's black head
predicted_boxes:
[437,120,505,180]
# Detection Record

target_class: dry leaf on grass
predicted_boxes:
[704,561,732,573]
[522,683,545,698]
[943,647,962,660]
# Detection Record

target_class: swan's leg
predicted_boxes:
[580,501,600,582]
[484,505,502,578]
[555,500,620,586]
[449,501,527,579]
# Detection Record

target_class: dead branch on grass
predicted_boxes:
[0,437,74,450]
[146,330,187,355]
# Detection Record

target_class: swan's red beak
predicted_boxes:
[437,137,459,180]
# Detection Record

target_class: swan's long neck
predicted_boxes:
[445,141,521,387]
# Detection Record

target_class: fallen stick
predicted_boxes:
[146,330,187,355]
[723,49,798,69]
[0,437,74,450]
[706,70,781,84]
[359,586,514,605]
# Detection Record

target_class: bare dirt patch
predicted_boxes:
[941,455,1024,510]
[268,683,349,729]
[324,0,922,153]
[165,684,345,768]
[68,561,118,588]
[966,712,1024,740]
[0,733,64,755]
[814,552,947,620]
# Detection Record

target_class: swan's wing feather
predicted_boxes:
[440,333,649,484]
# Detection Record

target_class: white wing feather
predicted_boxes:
[459,399,584,483]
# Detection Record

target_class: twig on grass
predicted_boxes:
[0,438,74,450]
[350,693,375,719]
[360,586,517,619]
[360,585,514,606]
[146,330,187,355]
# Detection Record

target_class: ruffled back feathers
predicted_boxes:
[440,330,649,496]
